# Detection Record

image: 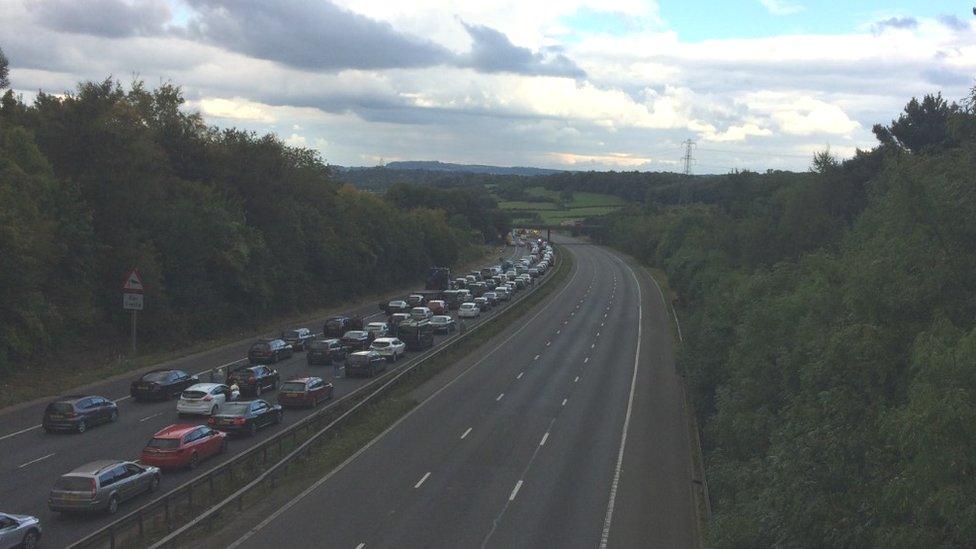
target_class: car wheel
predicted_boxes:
[109,410,118,422]
[22,529,39,549]
[106,495,119,515]
[248,422,257,437]
[255,384,262,397]
[188,452,199,470]
[43,427,54,434]
[77,421,87,434]
[218,439,228,454]
[275,411,283,424]
[149,474,160,492]
[211,405,218,416]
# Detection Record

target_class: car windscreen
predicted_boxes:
[284,330,301,339]
[310,341,331,350]
[344,331,366,338]
[220,403,251,415]
[54,476,94,491]
[250,342,270,352]
[181,390,207,399]
[371,341,390,347]
[431,316,449,323]
[47,402,75,413]
[146,438,181,449]
[348,354,371,365]
[326,319,344,329]
[280,382,307,393]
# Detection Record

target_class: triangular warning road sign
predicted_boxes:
[122,269,144,292]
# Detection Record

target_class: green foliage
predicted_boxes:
[597,91,976,547]
[0,76,490,372]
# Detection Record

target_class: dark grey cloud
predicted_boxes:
[872,16,918,34]
[26,0,171,38]
[184,0,454,71]
[922,67,973,87]
[937,14,967,31]
[459,22,586,78]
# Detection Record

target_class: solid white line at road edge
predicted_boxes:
[599,253,644,549]
[414,472,431,489]
[509,480,524,501]
[227,248,582,549]
[461,427,472,440]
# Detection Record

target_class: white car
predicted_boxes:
[494,287,511,301]
[177,383,238,417]
[0,512,40,549]
[365,322,389,338]
[458,302,481,318]
[370,338,406,362]
[410,307,433,321]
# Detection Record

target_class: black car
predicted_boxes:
[281,328,314,352]
[209,400,282,436]
[398,319,435,351]
[130,370,199,401]
[345,351,387,377]
[306,339,347,365]
[341,330,371,352]
[248,339,293,364]
[43,395,118,433]
[323,316,363,338]
[406,294,426,308]
[442,290,462,310]
[227,365,280,397]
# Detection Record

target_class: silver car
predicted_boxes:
[0,513,40,549]
[49,460,161,515]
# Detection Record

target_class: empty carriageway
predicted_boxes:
[232,239,699,549]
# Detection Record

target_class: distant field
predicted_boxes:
[497,186,623,225]
[498,200,559,210]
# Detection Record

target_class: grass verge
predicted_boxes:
[642,264,708,546]
[103,248,573,549]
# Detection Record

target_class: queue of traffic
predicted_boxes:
[0,242,553,548]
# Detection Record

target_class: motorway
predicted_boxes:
[228,241,699,549]
[0,247,526,548]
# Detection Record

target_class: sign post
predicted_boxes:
[122,269,145,355]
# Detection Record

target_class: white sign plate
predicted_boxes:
[123,293,144,311]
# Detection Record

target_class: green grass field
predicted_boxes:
[496,186,623,225]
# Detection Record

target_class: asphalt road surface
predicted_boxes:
[0,247,526,548]
[231,240,698,549]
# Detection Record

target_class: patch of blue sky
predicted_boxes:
[561,1,972,41]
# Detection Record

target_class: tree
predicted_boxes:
[872,93,960,153]
[0,46,8,89]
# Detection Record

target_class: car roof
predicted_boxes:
[286,377,314,384]
[153,424,201,438]
[350,350,375,356]
[367,322,387,327]
[432,315,451,320]
[68,460,126,475]
[372,337,398,342]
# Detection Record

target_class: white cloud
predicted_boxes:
[195,97,276,123]
[759,0,804,16]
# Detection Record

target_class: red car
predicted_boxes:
[140,424,227,469]
[277,377,334,408]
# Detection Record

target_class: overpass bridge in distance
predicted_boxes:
[514,222,599,242]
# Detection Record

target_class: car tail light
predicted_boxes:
[248,376,256,382]
[203,395,213,402]
[65,411,78,418]
[89,478,97,498]
[208,417,215,425]
[234,418,246,425]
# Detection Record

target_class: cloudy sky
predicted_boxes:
[2,0,974,172]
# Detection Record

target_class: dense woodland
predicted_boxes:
[594,91,976,547]
[0,49,507,374]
